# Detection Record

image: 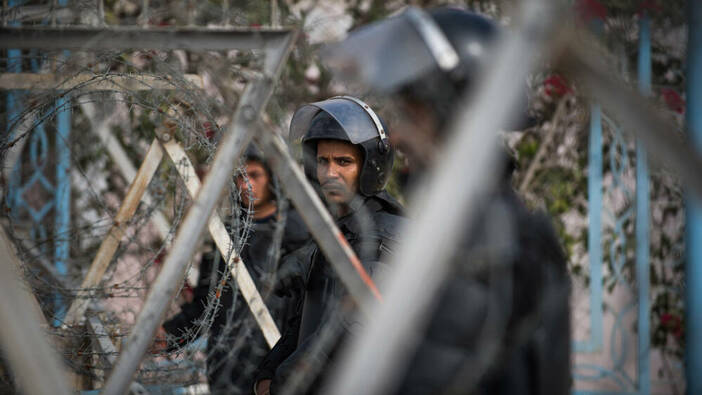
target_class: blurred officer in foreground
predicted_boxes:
[254,96,406,394]
[159,145,309,394]
[323,7,571,395]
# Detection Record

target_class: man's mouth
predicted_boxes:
[321,182,347,195]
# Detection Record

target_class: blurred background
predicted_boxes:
[0,0,692,394]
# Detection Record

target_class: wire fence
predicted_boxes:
[1,43,265,392]
[1,2,294,394]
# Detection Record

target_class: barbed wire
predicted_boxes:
[0,3,286,391]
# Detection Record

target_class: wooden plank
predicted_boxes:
[63,139,164,326]
[0,72,204,91]
[161,138,281,346]
[87,316,119,365]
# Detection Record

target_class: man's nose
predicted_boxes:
[323,163,339,178]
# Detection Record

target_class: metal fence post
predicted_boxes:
[55,38,71,325]
[686,2,702,395]
[583,102,604,353]
[636,13,651,395]
[5,0,21,215]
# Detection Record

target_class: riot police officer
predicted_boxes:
[323,7,571,395]
[160,145,310,394]
[254,96,405,395]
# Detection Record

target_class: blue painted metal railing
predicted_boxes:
[685,2,702,395]
[580,102,604,355]
[635,14,651,395]
[5,0,71,325]
[54,44,72,324]
[573,13,652,395]
[6,0,22,217]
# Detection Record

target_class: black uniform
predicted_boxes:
[256,191,405,394]
[394,182,570,395]
[163,208,309,394]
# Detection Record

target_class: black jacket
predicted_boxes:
[163,207,309,394]
[256,191,405,394]
[394,184,571,395]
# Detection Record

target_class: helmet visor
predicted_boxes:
[321,10,439,94]
[289,97,383,144]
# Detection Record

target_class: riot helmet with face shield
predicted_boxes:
[322,7,531,132]
[289,96,394,197]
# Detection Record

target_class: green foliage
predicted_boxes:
[516,137,540,162]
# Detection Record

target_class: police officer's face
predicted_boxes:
[236,160,273,209]
[316,140,362,206]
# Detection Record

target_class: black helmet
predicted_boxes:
[322,7,497,95]
[289,96,394,197]
[323,7,530,130]
[243,143,266,164]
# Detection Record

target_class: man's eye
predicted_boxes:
[317,158,327,164]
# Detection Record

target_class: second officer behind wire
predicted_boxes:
[160,145,310,394]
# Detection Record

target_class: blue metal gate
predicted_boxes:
[572,14,651,395]
[573,11,700,395]
[4,0,71,326]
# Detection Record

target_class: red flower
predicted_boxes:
[661,88,685,114]
[661,312,684,339]
[543,75,572,97]
[674,326,683,339]
[154,251,166,264]
[576,0,607,22]
[182,282,194,300]
[196,166,208,180]
[638,0,662,15]
[203,121,216,140]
